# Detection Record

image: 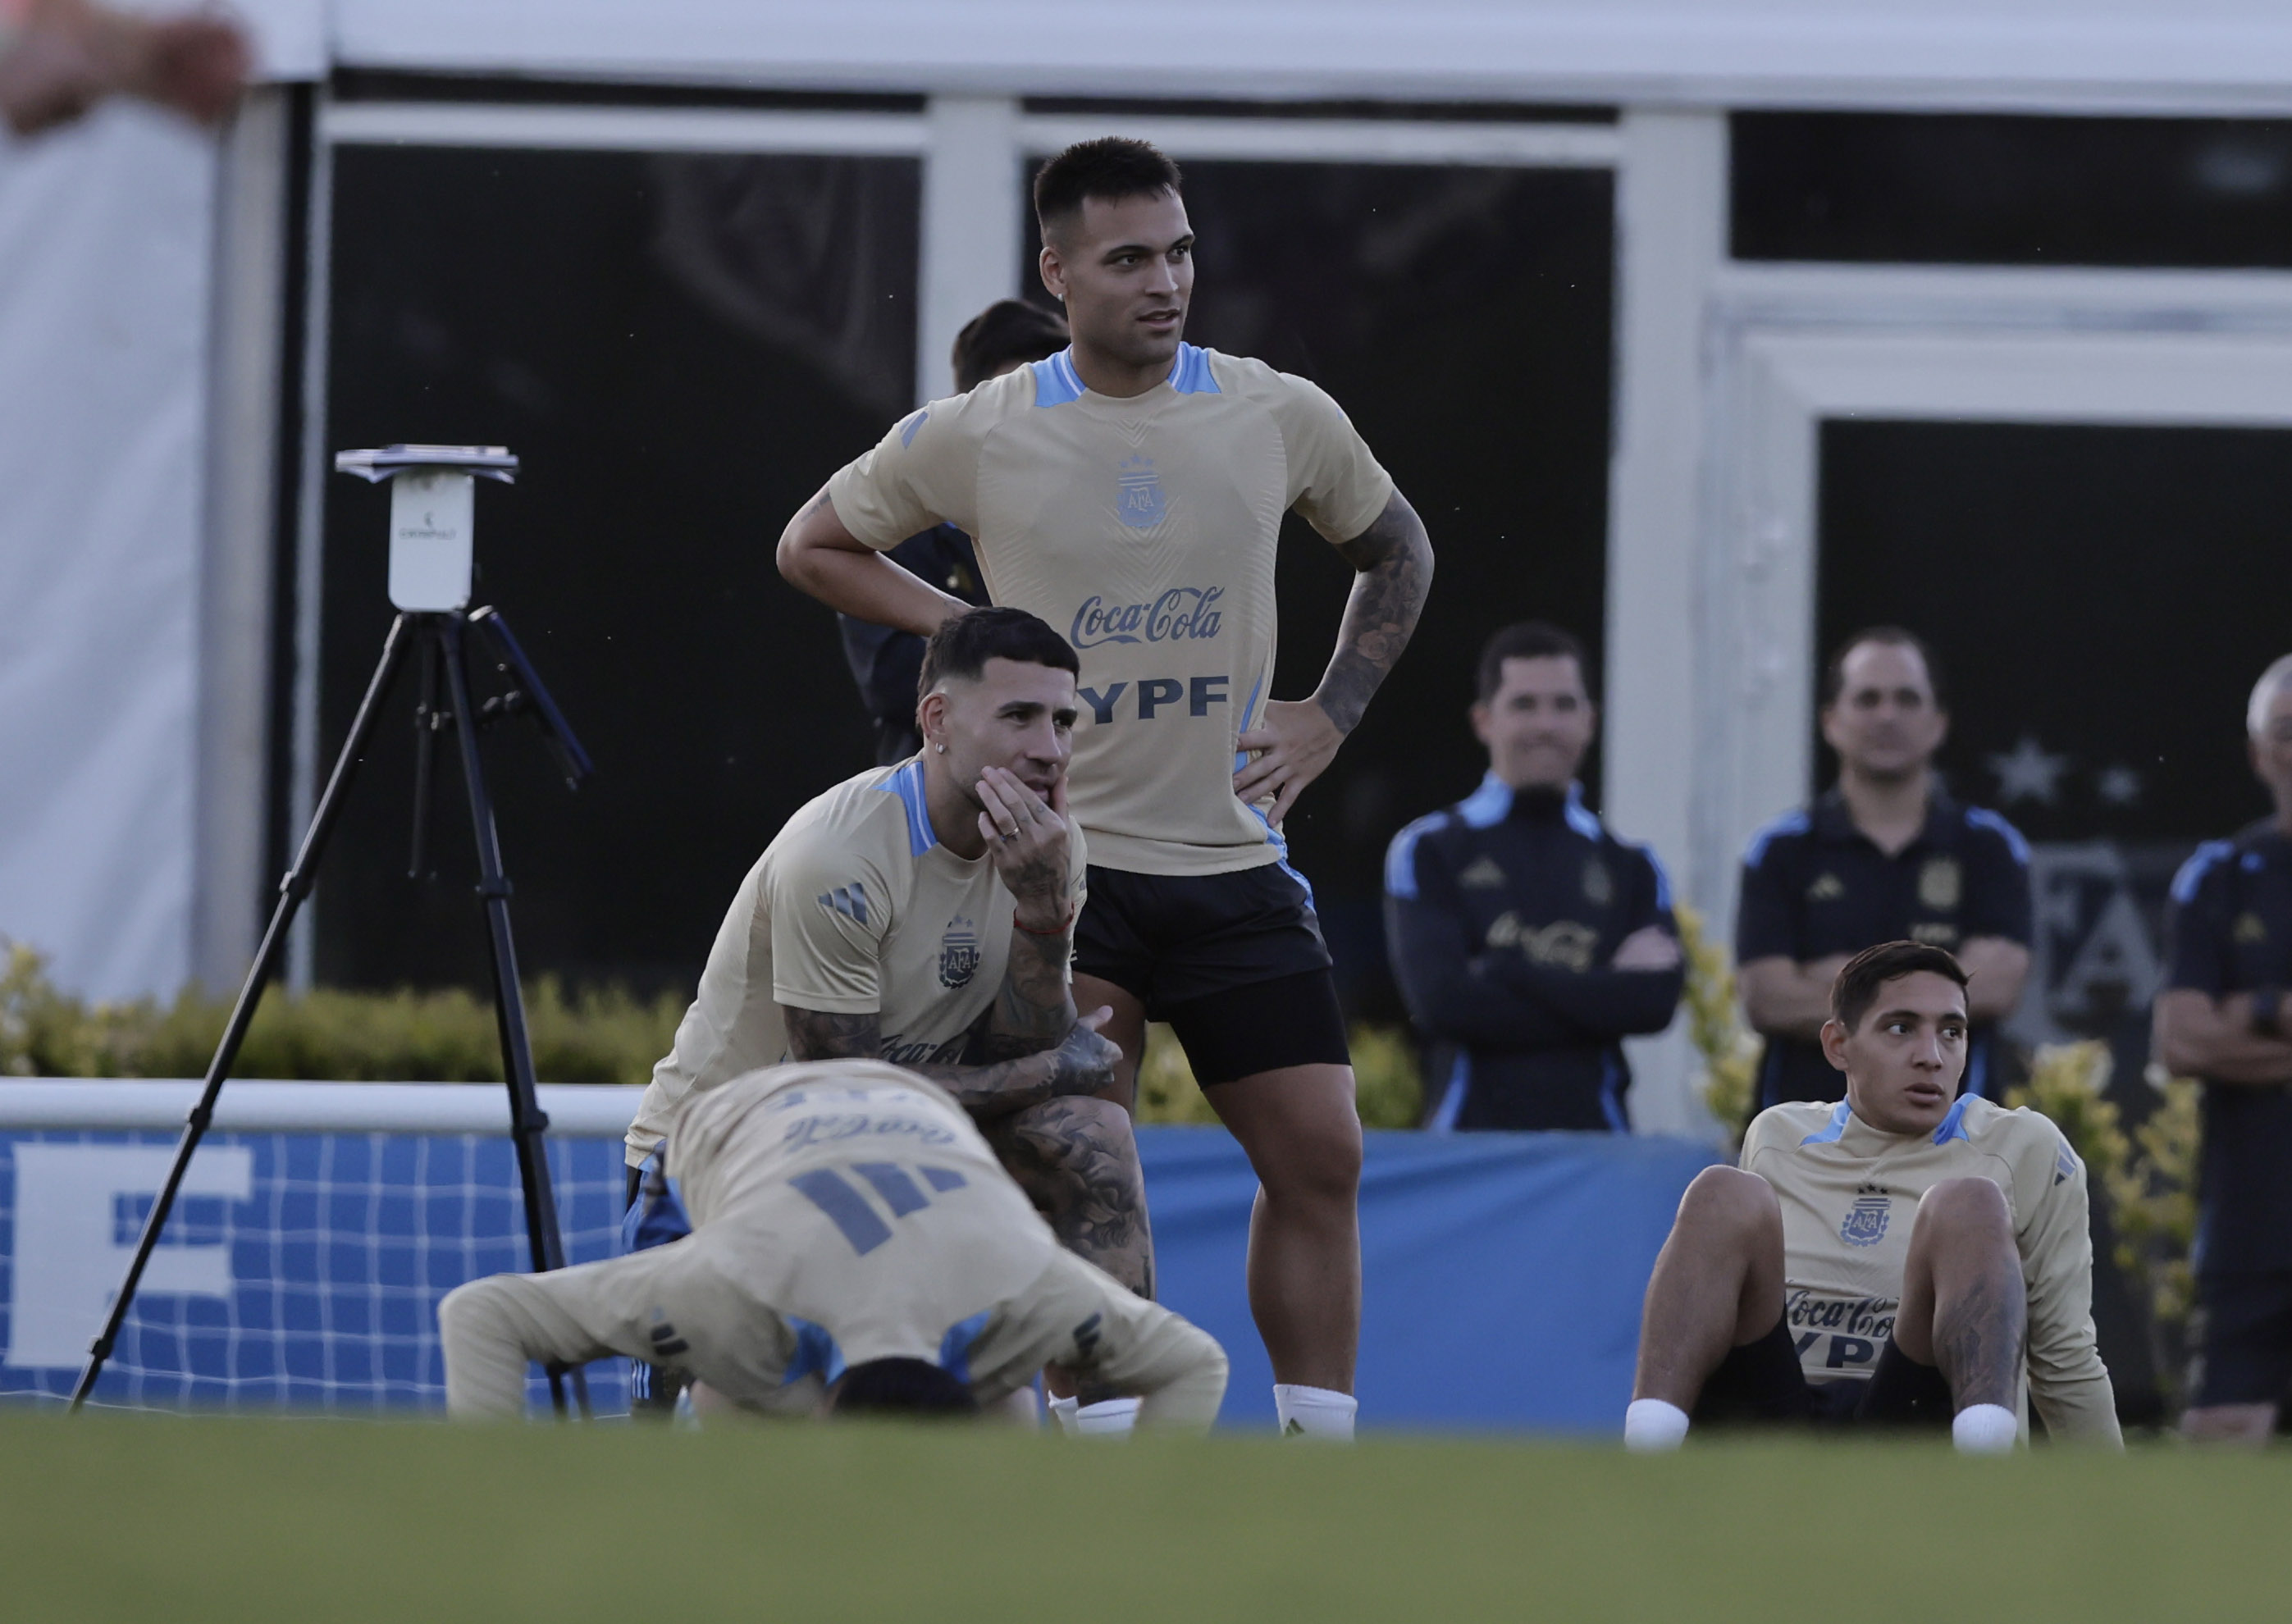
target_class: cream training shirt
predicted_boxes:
[442,1061,1228,1421]
[827,344,1395,878]
[1742,1093,2121,1444]
[625,759,1087,1167]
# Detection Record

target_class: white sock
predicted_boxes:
[1952,1403,2019,1456]
[1623,1398,1690,1453]
[1046,1394,1080,1435]
[1072,1397,1140,1437]
[1273,1384,1356,1440]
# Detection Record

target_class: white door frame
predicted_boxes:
[1697,266,2292,930]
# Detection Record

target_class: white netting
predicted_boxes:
[0,1127,631,1413]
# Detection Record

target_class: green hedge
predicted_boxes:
[2,942,1425,1125]
[1,944,683,1085]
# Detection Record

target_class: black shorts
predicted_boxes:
[1073,862,1349,1085]
[2191,1272,2292,1407]
[1693,1318,1953,1430]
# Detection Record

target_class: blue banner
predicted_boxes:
[0,1121,1717,1429]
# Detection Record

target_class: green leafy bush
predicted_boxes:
[2005,1041,2200,1406]
[1,942,683,1085]
[1679,904,1763,1148]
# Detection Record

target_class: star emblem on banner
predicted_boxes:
[1987,736,2069,805]
[2097,764,2144,807]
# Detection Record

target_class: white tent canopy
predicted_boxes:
[229,0,2292,114]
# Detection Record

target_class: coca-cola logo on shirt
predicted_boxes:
[1070,587,1225,650]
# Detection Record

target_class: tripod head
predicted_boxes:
[335,444,518,612]
[333,446,591,883]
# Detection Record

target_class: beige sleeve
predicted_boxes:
[824,397,982,550]
[1270,372,1396,545]
[438,1243,727,1420]
[1001,1249,1228,1430]
[767,826,893,1015]
[2018,1133,2124,1446]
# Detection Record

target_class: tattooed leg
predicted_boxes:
[1894,1176,2025,1412]
[988,1096,1154,1298]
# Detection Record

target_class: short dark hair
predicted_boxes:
[1032,138,1184,243]
[829,1357,980,1419]
[1820,626,1946,709]
[951,299,1069,392]
[917,606,1080,697]
[1475,621,1591,705]
[1830,940,1970,1033]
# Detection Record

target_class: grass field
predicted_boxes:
[2,1414,2286,1622]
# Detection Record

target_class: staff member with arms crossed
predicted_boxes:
[1737,628,2032,1108]
[1384,622,1682,1131]
[2156,654,2292,1443]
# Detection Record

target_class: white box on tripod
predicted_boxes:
[388,470,475,611]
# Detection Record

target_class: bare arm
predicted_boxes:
[775,484,967,636]
[1959,936,2031,1024]
[1234,488,1433,823]
[784,1006,1115,1119]
[2154,988,2292,1084]
[1739,954,1853,1042]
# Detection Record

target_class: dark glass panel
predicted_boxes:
[1736,112,2292,268]
[315,147,916,994]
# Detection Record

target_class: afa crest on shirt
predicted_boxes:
[1841,1184,1892,1248]
[1582,858,1614,906]
[1115,454,1167,528]
[1919,855,1962,911]
[2235,911,2269,944]
[938,916,981,989]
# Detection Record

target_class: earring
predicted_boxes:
[934,743,946,754]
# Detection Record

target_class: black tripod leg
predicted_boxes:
[72,615,418,1411]
[439,614,591,1420]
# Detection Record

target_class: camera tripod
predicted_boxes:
[71,603,597,1416]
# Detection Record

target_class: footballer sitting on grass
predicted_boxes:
[1625,940,2121,1453]
[444,1058,1227,1425]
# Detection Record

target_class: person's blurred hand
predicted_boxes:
[0,0,248,136]
[0,12,109,134]
[1610,925,1683,973]
[124,10,249,125]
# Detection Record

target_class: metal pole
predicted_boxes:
[436,612,588,1416]
[73,615,415,1410]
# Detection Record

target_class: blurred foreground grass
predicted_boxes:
[0,1412,2284,1622]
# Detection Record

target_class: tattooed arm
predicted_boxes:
[782,1005,1116,1120]
[1233,487,1433,823]
[971,764,1082,1059]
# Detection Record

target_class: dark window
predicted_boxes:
[313,146,915,994]
[1024,161,1614,1014]
[1735,112,2292,268]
